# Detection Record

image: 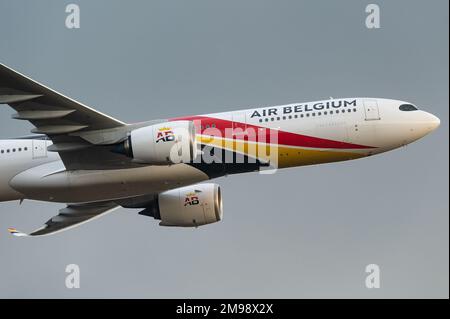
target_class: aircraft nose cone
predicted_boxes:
[427,113,441,132]
[403,111,440,144]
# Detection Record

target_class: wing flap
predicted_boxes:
[0,94,42,104]
[13,109,76,120]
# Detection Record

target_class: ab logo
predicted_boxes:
[184,193,200,206]
[156,127,175,143]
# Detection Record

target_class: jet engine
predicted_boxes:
[115,121,197,165]
[139,183,223,227]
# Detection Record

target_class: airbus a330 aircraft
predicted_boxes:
[0,63,440,236]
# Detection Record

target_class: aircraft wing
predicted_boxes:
[0,63,125,132]
[8,201,120,237]
[0,63,137,170]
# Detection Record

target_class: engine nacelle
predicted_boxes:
[139,183,223,227]
[116,121,197,165]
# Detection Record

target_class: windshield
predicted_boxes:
[399,104,418,111]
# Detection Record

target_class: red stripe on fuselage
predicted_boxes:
[170,115,374,150]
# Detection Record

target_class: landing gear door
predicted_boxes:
[32,139,47,159]
[363,99,381,121]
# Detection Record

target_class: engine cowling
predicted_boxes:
[139,183,223,227]
[116,121,197,165]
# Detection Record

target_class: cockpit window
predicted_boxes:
[399,104,418,111]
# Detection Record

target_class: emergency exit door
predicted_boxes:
[32,139,47,159]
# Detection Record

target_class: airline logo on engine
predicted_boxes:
[184,192,200,206]
[156,127,175,143]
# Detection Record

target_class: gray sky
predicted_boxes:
[0,0,448,298]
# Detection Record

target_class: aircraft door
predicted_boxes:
[32,139,48,159]
[363,99,381,121]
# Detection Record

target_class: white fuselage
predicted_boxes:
[0,98,440,203]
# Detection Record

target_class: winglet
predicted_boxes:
[7,227,28,237]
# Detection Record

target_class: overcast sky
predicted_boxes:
[0,0,448,298]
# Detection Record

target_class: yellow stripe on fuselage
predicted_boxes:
[197,135,368,168]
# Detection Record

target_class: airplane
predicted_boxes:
[0,63,440,236]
